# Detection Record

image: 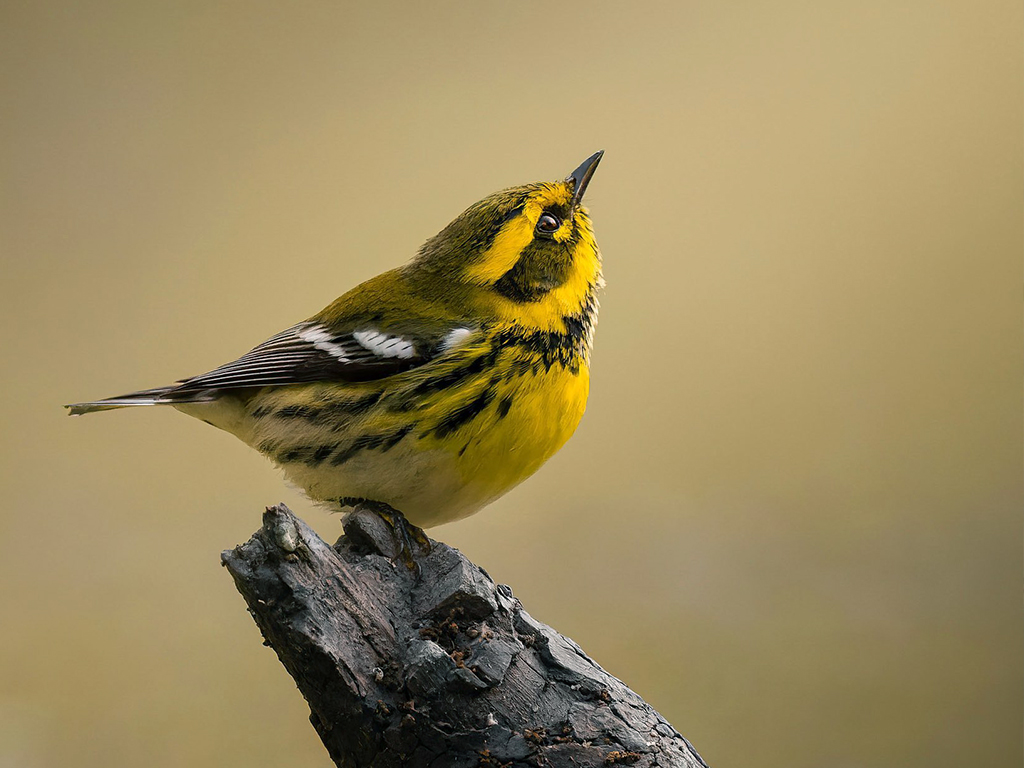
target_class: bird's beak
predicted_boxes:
[567,150,604,209]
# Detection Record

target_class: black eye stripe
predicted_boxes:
[502,204,526,224]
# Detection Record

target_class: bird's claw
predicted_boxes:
[348,500,431,571]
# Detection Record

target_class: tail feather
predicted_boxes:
[66,385,216,415]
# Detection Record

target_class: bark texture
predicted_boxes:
[221,504,709,768]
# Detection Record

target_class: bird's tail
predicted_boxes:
[66,385,216,415]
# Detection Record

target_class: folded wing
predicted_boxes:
[66,321,457,415]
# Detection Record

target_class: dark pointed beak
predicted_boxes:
[567,150,604,209]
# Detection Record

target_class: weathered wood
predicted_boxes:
[222,504,709,767]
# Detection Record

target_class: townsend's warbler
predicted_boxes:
[68,152,604,531]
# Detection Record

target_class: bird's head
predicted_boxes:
[411,152,604,329]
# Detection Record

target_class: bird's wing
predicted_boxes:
[171,321,472,394]
[67,319,479,413]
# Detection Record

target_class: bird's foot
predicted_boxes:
[340,498,431,571]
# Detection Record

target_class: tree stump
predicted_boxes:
[221,504,709,767]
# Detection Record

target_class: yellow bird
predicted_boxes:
[69,152,604,539]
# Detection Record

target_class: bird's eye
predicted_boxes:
[536,212,561,234]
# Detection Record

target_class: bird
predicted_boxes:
[68,151,604,547]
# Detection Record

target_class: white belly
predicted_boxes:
[280,440,492,528]
[176,397,493,528]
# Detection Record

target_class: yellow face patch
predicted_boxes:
[463,214,535,283]
[463,182,577,284]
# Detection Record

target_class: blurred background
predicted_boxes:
[1,1,1020,766]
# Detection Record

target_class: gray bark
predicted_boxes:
[221,504,709,768]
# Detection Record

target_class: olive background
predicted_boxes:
[1,2,1020,766]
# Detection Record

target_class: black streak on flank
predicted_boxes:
[272,392,383,424]
[329,424,413,466]
[275,404,317,420]
[251,403,274,419]
[497,395,513,418]
[309,444,334,465]
[321,391,384,419]
[407,347,501,399]
[432,387,495,438]
[280,445,316,463]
